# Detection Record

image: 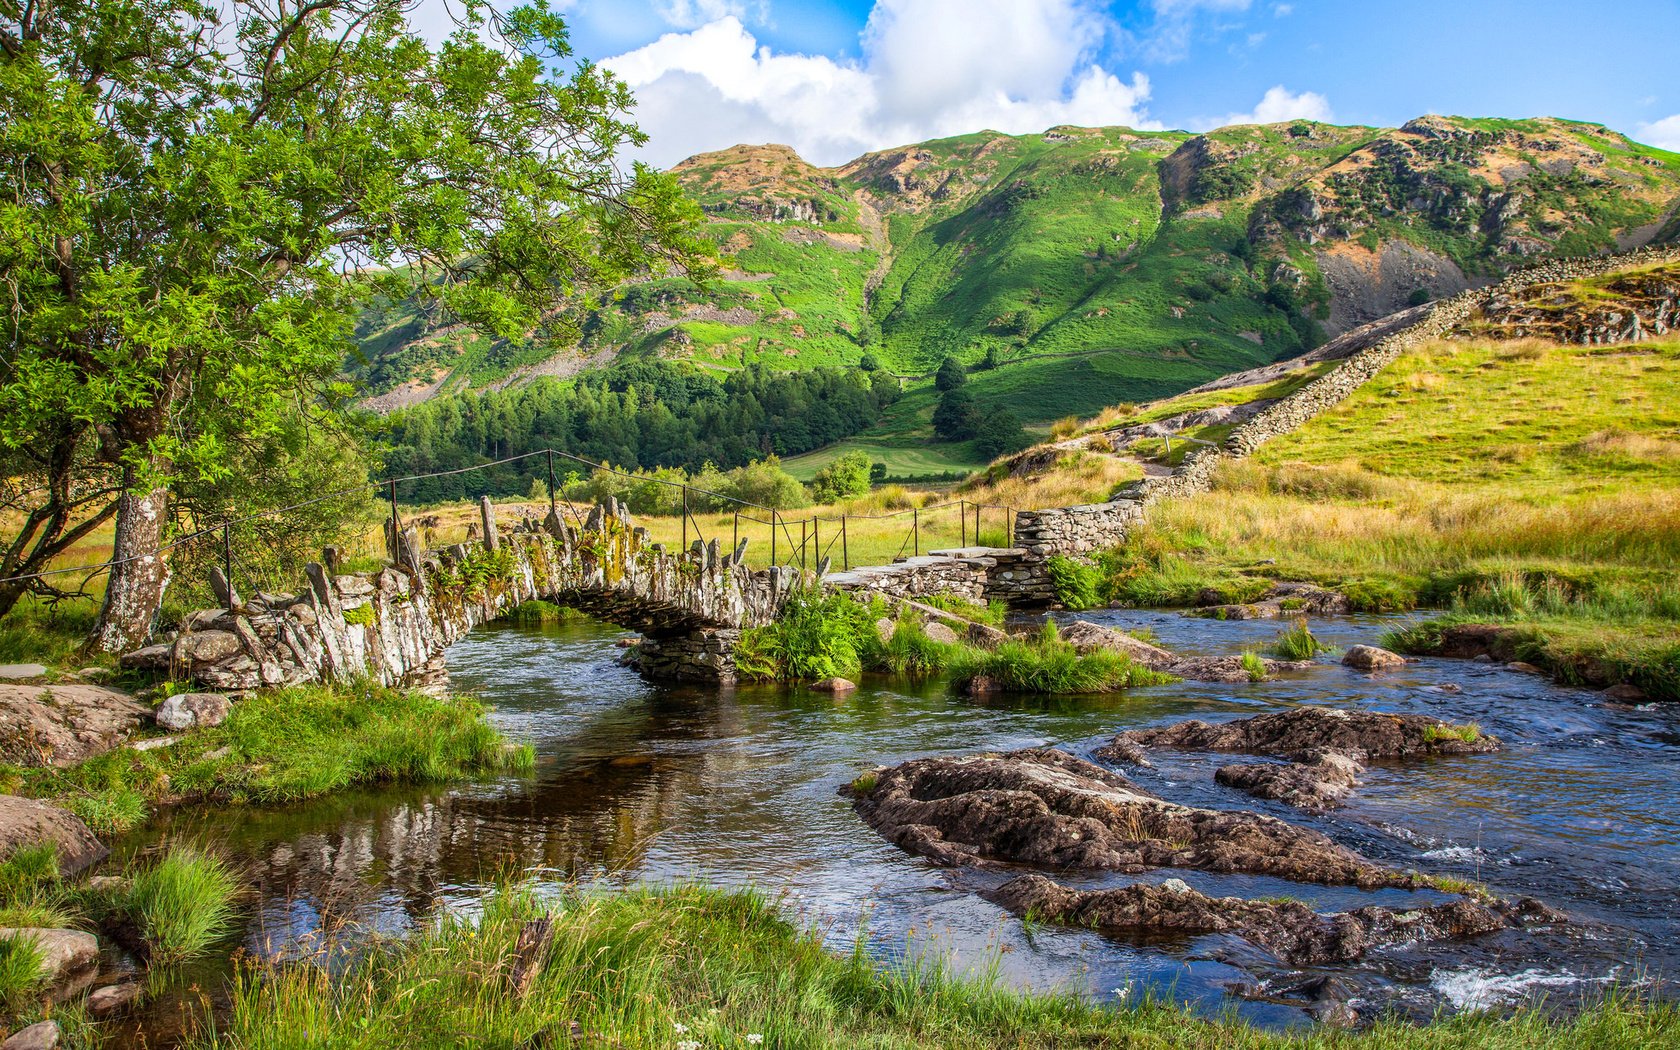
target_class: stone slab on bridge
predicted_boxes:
[123,500,804,688]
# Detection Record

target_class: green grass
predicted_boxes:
[1421,722,1483,744]
[2,682,534,834]
[948,621,1177,695]
[1047,555,1105,610]
[0,932,46,1013]
[1270,618,1331,661]
[124,846,241,967]
[191,880,1680,1050]
[1241,650,1267,682]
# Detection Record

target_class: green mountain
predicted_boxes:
[352,116,1680,427]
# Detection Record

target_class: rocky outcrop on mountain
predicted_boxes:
[845,748,1417,888]
[1465,263,1680,344]
[988,873,1562,966]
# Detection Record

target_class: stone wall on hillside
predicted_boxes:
[1017,244,1680,565]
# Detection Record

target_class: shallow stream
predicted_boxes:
[114,609,1679,1038]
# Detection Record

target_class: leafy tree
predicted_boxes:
[931,389,981,442]
[858,352,881,372]
[933,356,968,392]
[809,450,872,504]
[869,462,888,484]
[0,0,707,647]
[974,408,1029,460]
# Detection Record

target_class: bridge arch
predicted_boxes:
[122,500,803,689]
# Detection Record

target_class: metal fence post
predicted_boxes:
[771,509,778,566]
[960,500,967,546]
[733,511,739,553]
[222,523,233,601]
[682,486,689,550]
[842,516,849,570]
[813,517,820,571]
[913,507,919,557]
[975,501,982,546]
[800,518,808,571]
[546,449,558,520]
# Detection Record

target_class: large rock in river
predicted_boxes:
[0,795,107,875]
[0,684,150,767]
[1101,707,1499,763]
[988,874,1561,966]
[845,749,1414,889]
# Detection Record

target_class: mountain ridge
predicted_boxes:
[352,114,1680,430]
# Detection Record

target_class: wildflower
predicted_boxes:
[1113,986,1129,1000]
[673,1023,689,1034]
[676,1042,700,1050]
[746,1036,764,1045]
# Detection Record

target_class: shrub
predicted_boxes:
[1046,556,1104,611]
[809,451,873,504]
[735,588,869,681]
[867,617,956,679]
[1270,617,1330,660]
[125,846,241,966]
[1240,650,1267,683]
[949,622,1176,695]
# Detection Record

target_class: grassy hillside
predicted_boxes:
[1059,327,1680,698]
[350,116,1680,471]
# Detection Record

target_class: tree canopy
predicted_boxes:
[0,0,707,647]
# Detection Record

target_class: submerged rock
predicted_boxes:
[845,749,1415,888]
[87,981,143,1018]
[0,683,150,767]
[988,874,1557,966]
[1102,707,1498,763]
[1100,708,1497,812]
[0,796,107,875]
[1215,747,1366,812]
[810,677,857,693]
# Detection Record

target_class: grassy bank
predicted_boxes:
[1,682,534,835]
[194,881,1676,1050]
[732,590,1171,695]
[1060,334,1680,698]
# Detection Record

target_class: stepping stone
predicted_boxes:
[0,664,46,681]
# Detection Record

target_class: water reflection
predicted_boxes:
[116,610,1679,1033]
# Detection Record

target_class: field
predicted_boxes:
[1093,334,1680,696]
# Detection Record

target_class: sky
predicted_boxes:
[422,0,1680,168]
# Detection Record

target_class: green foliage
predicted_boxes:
[949,621,1177,695]
[973,408,1030,460]
[341,603,377,627]
[1270,617,1331,661]
[7,683,531,830]
[808,451,874,504]
[868,617,958,679]
[1240,650,1267,683]
[0,932,45,1012]
[1421,722,1482,744]
[383,362,887,504]
[124,846,240,967]
[931,388,981,441]
[198,881,1680,1050]
[934,356,969,392]
[0,0,707,632]
[1046,556,1104,611]
[734,588,869,681]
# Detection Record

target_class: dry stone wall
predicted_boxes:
[123,500,805,687]
[1014,245,1680,568]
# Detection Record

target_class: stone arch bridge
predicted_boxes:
[122,499,805,688]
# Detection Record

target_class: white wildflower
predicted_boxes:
[746,1037,764,1046]
[673,1024,689,1034]
[676,1041,700,1050]
[1113,985,1130,1000]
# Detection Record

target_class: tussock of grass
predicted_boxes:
[1270,618,1331,661]
[5,683,533,834]
[0,932,46,1011]
[1421,722,1482,744]
[125,846,240,966]
[949,622,1176,695]
[1241,650,1267,683]
[198,882,1680,1050]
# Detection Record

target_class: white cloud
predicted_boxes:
[1189,84,1331,131]
[606,3,1162,168]
[1636,114,1680,152]
[654,0,766,30]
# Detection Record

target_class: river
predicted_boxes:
[114,609,1679,1038]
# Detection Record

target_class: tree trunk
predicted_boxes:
[90,473,172,654]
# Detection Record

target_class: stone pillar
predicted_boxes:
[479,497,499,552]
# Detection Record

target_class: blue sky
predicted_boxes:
[517,0,1680,167]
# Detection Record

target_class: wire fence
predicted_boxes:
[1,447,1021,598]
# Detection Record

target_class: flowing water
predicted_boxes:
[113,609,1679,1039]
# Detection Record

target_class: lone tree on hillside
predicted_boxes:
[0,0,709,650]
[934,355,967,392]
